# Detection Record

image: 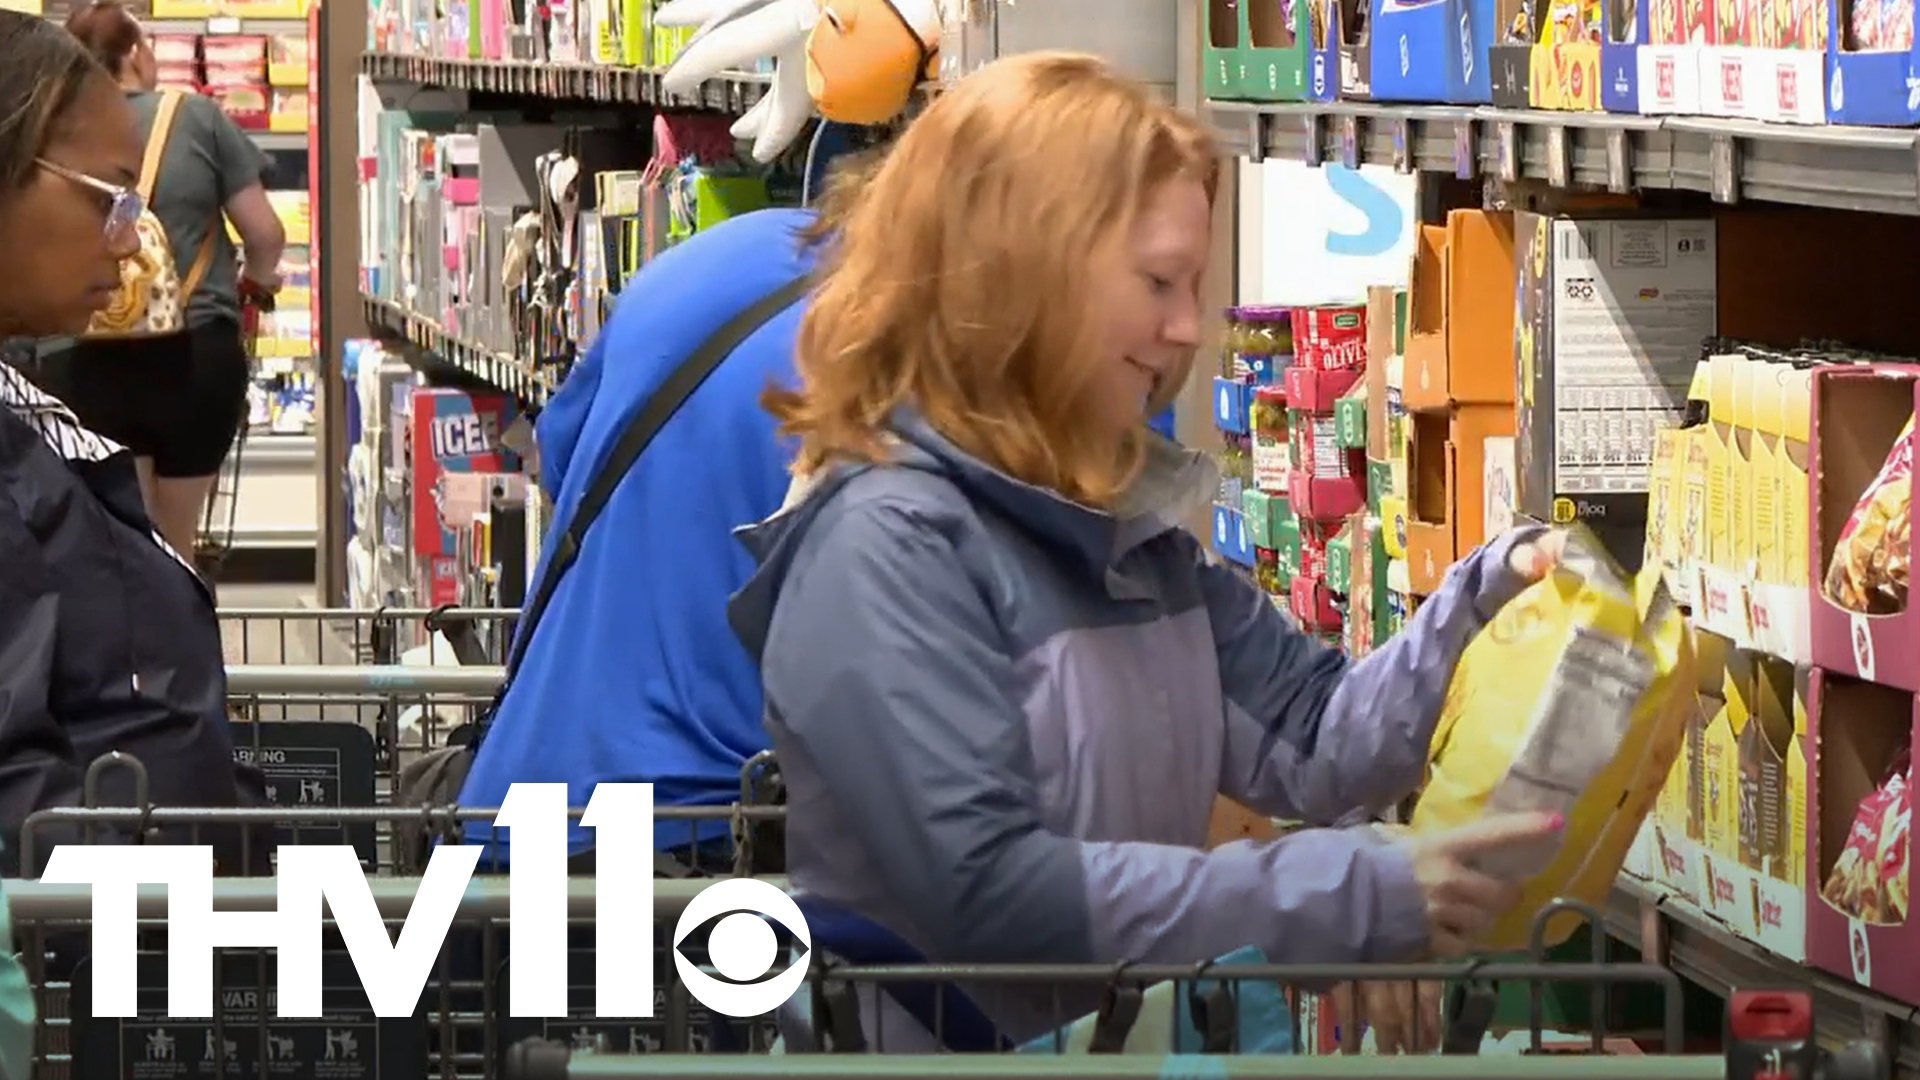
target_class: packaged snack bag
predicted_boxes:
[1822,750,1911,924]
[1823,417,1913,615]
[1410,526,1697,950]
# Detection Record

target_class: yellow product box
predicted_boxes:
[1644,427,1680,598]
[1777,367,1812,589]
[1731,359,1757,578]
[1701,650,1755,924]
[1380,494,1409,560]
[1653,627,1730,906]
[1411,526,1696,950]
[1750,360,1784,585]
[1747,365,1813,664]
[1703,656,1809,960]
[1706,356,1737,573]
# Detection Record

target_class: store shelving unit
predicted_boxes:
[357,52,770,111]
[1210,101,1920,217]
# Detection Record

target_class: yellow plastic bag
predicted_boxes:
[1410,525,1697,951]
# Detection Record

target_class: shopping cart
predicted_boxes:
[194,279,280,584]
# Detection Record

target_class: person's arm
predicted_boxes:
[0,506,146,877]
[1207,525,1549,826]
[756,495,1431,967]
[197,99,284,287]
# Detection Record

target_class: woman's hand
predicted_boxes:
[1329,979,1444,1054]
[1506,528,1568,583]
[1402,810,1563,957]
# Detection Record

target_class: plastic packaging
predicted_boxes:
[1410,526,1697,950]
[1821,750,1911,925]
[1823,416,1913,615]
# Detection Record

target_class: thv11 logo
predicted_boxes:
[41,783,812,1021]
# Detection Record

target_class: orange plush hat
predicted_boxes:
[806,0,942,125]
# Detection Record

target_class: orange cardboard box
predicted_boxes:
[1404,210,1518,411]
[1405,403,1517,594]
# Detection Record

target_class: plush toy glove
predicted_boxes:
[657,0,818,163]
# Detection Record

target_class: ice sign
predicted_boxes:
[430,412,500,461]
[1216,385,1232,421]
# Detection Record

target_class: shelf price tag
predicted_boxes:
[1302,112,1324,168]
[1710,135,1739,204]
[1390,118,1412,174]
[1496,121,1520,182]
[1546,126,1570,188]
[1338,115,1361,169]
[1605,128,1631,193]
[206,15,240,32]
[1452,119,1476,179]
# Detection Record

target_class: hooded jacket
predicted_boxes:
[727,411,1544,1042]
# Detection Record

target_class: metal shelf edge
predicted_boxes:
[357,52,769,113]
[1218,101,1920,216]
[1603,880,1920,1071]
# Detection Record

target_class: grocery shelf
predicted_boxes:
[1603,879,1920,1070]
[358,52,770,114]
[250,132,308,152]
[360,293,552,406]
[1208,101,1920,218]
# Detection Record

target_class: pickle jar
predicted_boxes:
[1249,389,1291,493]
[1218,435,1253,505]
[1231,306,1293,383]
[1255,545,1285,596]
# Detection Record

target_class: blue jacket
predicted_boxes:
[727,412,1543,1044]
[457,208,820,861]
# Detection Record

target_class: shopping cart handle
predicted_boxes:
[504,1037,570,1080]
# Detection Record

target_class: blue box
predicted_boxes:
[1599,33,1641,112]
[1307,0,1373,102]
[1212,376,1253,435]
[1367,0,1496,104]
[1211,504,1257,567]
[1826,20,1920,126]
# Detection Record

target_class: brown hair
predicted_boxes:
[65,1,143,76]
[767,51,1219,509]
[0,10,107,200]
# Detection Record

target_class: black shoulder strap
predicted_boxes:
[501,273,811,682]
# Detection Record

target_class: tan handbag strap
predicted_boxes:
[137,90,185,201]
[179,218,221,302]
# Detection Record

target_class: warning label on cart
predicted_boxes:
[71,949,425,1080]
[230,722,379,868]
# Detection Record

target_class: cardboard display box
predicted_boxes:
[1405,405,1516,594]
[1405,210,1518,411]
[1822,0,1917,125]
[1241,0,1314,99]
[1806,670,1916,1004]
[1511,211,1718,531]
[1306,0,1373,100]
[1367,0,1497,102]
[1490,0,1615,109]
[1695,0,1828,122]
[1205,0,1245,98]
[1808,364,1920,691]
[1600,0,1708,114]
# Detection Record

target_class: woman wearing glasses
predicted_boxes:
[0,11,269,881]
[24,0,286,561]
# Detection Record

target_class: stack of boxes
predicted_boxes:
[150,31,285,131]
[1286,305,1370,645]
[1212,306,1289,587]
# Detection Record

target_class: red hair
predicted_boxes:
[768,51,1219,509]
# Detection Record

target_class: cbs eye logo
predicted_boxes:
[672,878,814,1017]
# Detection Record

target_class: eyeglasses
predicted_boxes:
[36,158,146,246]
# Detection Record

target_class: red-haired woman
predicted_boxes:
[726,50,1568,1052]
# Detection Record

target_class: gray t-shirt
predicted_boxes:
[125,89,271,330]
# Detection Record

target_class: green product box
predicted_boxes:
[1368,516,1392,632]
[1392,288,1409,356]
[1241,489,1288,550]
[1325,523,1352,593]
[1204,0,1245,99]
[1334,388,1367,450]
[1367,457,1393,513]
[1275,515,1301,581]
[1237,0,1311,102]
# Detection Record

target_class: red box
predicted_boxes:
[1806,669,1917,1005]
[1290,575,1342,632]
[1290,303,1367,373]
[1808,364,1920,692]
[408,388,522,560]
[1283,365,1362,412]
